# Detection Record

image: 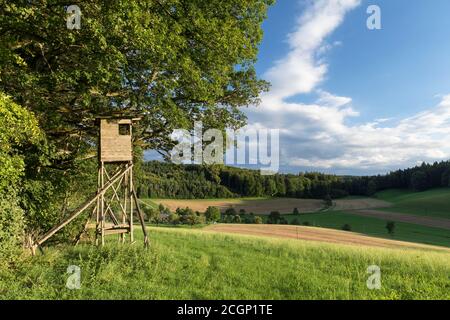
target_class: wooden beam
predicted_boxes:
[132,189,149,248]
[34,165,133,247]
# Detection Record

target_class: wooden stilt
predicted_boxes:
[129,165,134,243]
[132,189,149,248]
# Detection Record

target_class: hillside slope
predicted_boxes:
[375,188,450,219]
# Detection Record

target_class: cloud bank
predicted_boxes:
[246,0,450,174]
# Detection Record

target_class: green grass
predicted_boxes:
[375,188,450,219]
[258,212,450,248]
[1,227,449,300]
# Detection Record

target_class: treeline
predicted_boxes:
[137,161,346,199]
[369,161,450,192]
[137,160,450,199]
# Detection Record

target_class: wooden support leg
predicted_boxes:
[129,168,134,243]
[132,189,150,248]
[101,163,105,246]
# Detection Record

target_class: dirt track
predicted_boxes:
[352,209,450,230]
[205,224,450,251]
[155,198,390,215]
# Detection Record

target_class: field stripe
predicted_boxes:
[350,209,450,230]
[205,224,450,252]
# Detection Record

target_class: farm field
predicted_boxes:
[141,191,450,248]
[375,188,450,219]
[256,212,450,248]
[1,227,449,300]
[146,197,390,215]
[205,224,450,251]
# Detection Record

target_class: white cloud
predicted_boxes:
[245,0,450,174]
[264,0,361,99]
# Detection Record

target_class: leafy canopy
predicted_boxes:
[1,0,273,167]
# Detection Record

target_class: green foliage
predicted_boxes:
[0,93,43,194]
[1,0,272,168]
[0,93,43,263]
[293,208,300,215]
[0,194,24,267]
[158,204,171,216]
[144,207,158,223]
[175,207,204,226]
[254,216,263,224]
[225,207,237,216]
[168,212,180,225]
[139,161,344,199]
[410,171,429,192]
[243,213,255,224]
[342,224,352,232]
[224,215,234,224]
[441,169,450,187]
[268,211,280,224]
[386,221,396,236]
[366,179,377,196]
[323,195,333,207]
[205,206,221,223]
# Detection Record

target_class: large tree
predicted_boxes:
[0,0,272,169]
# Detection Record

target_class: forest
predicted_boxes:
[137,160,450,199]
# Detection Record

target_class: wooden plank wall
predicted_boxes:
[99,119,133,162]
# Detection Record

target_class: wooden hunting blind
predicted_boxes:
[99,118,133,163]
[31,117,149,253]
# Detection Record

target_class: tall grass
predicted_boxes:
[1,227,449,300]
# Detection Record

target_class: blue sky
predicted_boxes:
[257,0,450,121]
[244,0,450,175]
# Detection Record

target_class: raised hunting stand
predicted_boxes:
[31,117,149,254]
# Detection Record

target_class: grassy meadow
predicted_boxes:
[1,227,449,300]
[375,188,450,219]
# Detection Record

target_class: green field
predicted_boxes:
[261,212,450,248]
[375,188,450,219]
[140,190,450,248]
[1,227,449,300]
